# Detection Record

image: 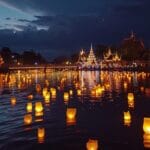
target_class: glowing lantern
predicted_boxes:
[64,92,69,102]
[123,82,128,89]
[51,88,56,98]
[128,98,134,109]
[143,118,150,134]
[44,92,50,103]
[69,90,73,96]
[27,94,33,100]
[91,89,96,97]
[66,108,77,125]
[127,93,134,101]
[140,86,145,92]
[35,102,43,113]
[36,84,41,93]
[37,128,45,143]
[77,89,82,96]
[11,96,16,106]
[86,139,98,150]
[124,111,131,126]
[42,88,48,97]
[45,80,50,87]
[24,114,32,125]
[26,102,32,113]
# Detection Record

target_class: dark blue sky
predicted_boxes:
[0,0,149,59]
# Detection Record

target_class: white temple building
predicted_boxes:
[77,44,99,69]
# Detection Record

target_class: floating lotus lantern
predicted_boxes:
[66,108,77,125]
[127,93,134,101]
[24,114,32,125]
[11,96,16,106]
[77,89,82,96]
[124,111,131,126]
[26,102,32,113]
[27,94,33,100]
[86,139,98,150]
[37,128,45,143]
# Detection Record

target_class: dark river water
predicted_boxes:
[0,70,150,150]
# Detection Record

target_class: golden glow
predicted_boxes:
[37,128,45,143]
[127,93,134,101]
[69,89,73,96]
[36,84,41,93]
[124,111,131,126]
[44,92,50,103]
[27,94,33,100]
[86,139,98,150]
[11,96,16,106]
[35,102,43,113]
[42,87,48,97]
[66,108,77,125]
[24,114,32,125]
[26,102,32,113]
[143,118,150,134]
[50,88,56,99]
[64,92,69,102]
[77,89,82,96]
[143,133,150,148]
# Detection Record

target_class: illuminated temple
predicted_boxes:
[77,44,99,69]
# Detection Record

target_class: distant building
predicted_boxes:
[77,44,99,69]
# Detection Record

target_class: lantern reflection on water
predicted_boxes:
[86,139,98,150]
[143,118,150,148]
[24,114,32,125]
[11,96,16,106]
[66,108,77,125]
[26,102,32,113]
[37,128,45,143]
[124,111,131,126]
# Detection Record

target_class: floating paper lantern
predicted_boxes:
[11,96,16,106]
[128,99,134,108]
[140,86,145,92]
[124,111,131,126]
[69,90,73,96]
[42,88,48,97]
[127,93,134,101]
[123,82,128,89]
[86,139,98,150]
[143,117,150,134]
[26,102,32,113]
[66,108,77,125]
[64,92,69,101]
[35,102,43,113]
[37,128,45,143]
[51,88,56,98]
[24,114,32,125]
[77,89,82,96]
[44,92,50,103]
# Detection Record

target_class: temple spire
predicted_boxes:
[90,43,93,51]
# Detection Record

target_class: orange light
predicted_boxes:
[24,114,32,125]
[26,102,32,113]
[86,139,98,150]
[37,128,45,143]
[66,108,77,125]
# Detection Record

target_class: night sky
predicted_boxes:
[0,0,149,59]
